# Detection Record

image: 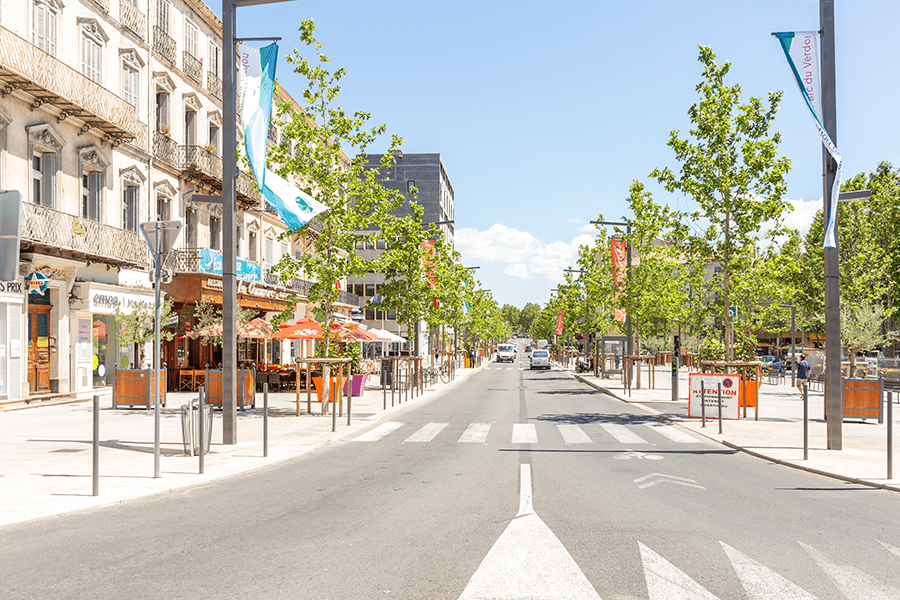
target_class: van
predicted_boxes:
[497,344,516,363]
[530,349,550,370]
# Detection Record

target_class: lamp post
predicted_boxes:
[565,268,590,362]
[592,220,632,358]
[779,304,797,387]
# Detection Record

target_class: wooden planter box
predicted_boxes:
[204,368,255,410]
[842,378,883,423]
[111,366,167,409]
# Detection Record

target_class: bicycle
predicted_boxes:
[423,366,440,386]
[439,361,452,384]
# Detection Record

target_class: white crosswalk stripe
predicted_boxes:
[645,421,701,443]
[459,423,492,443]
[721,542,819,599]
[801,541,900,599]
[512,423,538,444]
[601,423,649,444]
[557,424,592,444]
[353,421,405,442]
[640,542,720,599]
[404,422,448,443]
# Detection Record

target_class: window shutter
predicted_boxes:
[159,93,169,131]
[42,153,54,207]
[48,9,56,56]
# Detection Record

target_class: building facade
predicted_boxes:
[0,0,359,405]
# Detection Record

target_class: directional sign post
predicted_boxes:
[139,220,182,479]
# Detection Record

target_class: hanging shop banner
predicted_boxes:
[688,373,741,420]
[239,42,278,189]
[774,31,842,249]
[555,309,565,336]
[198,248,262,282]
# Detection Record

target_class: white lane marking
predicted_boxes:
[511,424,538,444]
[557,424,592,444]
[459,423,492,443]
[634,473,703,489]
[353,421,404,442]
[615,451,664,461]
[639,542,720,600]
[800,541,900,599]
[879,539,900,559]
[720,542,819,600]
[403,422,448,443]
[457,464,601,600]
[601,423,649,444]
[645,422,701,443]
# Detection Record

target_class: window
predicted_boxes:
[122,63,139,108]
[156,195,169,220]
[208,125,219,155]
[184,110,196,146]
[248,230,257,262]
[365,284,376,297]
[32,151,55,207]
[208,42,221,75]
[185,207,197,246]
[184,22,198,58]
[210,215,221,250]
[407,180,416,193]
[82,170,102,221]
[155,92,169,133]
[156,0,170,33]
[280,242,288,259]
[265,237,274,264]
[31,0,57,56]
[123,186,139,232]
[81,30,102,84]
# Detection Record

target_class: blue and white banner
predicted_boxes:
[262,168,327,231]
[238,42,278,190]
[775,31,841,248]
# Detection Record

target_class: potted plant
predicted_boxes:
[343,342,367,397]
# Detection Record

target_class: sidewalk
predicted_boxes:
[565,361,900,492]
[0,362,485,528]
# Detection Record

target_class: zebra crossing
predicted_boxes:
[352,420,704,446]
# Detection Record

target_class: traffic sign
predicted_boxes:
[139,220,183,257]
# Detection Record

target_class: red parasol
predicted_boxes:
[272,317,325,340]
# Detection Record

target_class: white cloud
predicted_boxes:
[503,263,530,279]
[785,198,821,234]
[579,223,597,232]
[568,218,582,224]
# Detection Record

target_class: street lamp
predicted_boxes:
[565,268,592,364]
[779,304,797,387]
[592,220,633,358]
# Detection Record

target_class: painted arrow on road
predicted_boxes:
[633,473,705,490]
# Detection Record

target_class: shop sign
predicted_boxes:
[0,281,24,294]
[25,271,49,295]
[89,290,154,314]
[199,248,262,282]
[72,220,86,236]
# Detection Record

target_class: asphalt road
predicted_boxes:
[4,350,900,599]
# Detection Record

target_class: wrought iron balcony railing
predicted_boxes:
[152,26,176,64]
[21,202,152,270]
[207,71,222,100]
[153,131,179,166]
[91,0,110,12]
[183,51,202,84]
[0,26,138,144]
[120,0,146,40]
[181,144,223,180]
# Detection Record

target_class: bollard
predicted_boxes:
[803,382,808,461]
[199,386,205,475]
[347,369,352,427]
[332,369,337,432]
[889,390,893,480]
[717,382,723,434]
[92,394,99,497]
[701,381,706,428]
[264,383,269,458]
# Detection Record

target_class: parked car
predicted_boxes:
[497,344,516,363]
[530,349,550,370]
[760,355,784,375]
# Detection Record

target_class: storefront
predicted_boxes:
[0,278,26,406]
[68,283,157,392]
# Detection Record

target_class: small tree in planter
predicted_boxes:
[115,299,176,369]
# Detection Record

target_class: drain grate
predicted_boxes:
[51,448,85,453]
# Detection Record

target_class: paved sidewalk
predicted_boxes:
[564,361,900,492]
[0,362,484,528]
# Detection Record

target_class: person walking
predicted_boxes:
[796,354,811,392]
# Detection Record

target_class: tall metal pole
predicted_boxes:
[820,0,842,450]
[221,0,238,444]
[153,222,162,476]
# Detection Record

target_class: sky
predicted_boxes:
[222,0,900,309]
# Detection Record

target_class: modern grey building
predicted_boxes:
[349,151,455,355]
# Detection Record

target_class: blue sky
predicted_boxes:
[225,0,900,308]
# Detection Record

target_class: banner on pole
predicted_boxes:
[610,238,627,322]
[238,42,278,190]
[261,169,327,231]
[774,31,842,249]
[555,309,565,336]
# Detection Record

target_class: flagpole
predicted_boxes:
[820,0,842,450]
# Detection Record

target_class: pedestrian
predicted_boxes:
[796,354,811,392]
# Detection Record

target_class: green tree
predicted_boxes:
[652,45,791,361]
[519,303,541,334]
[115,299,176,368]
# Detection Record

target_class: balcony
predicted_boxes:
[153,131,179,167]
[179,144,261,207]
[20,202,152,270]
[90,0,110,12]
[165,248,312,295]
[183,51,202,85]
[0,26,138,144]
[152,26,176,64]
[207,71,222,100]
[120,0,146,40]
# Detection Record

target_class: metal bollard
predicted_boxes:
[93,395,99,497]
[717,382,723,434]
[199,386,205,475]
[264,383,269,458]
[701,381,706,428]
[889,390,893,480]
[803,383,808,461]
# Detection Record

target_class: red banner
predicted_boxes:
[610,239,627,322]
[555,309,565,335]
[420,240,436,289]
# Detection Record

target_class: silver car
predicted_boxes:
[530,349,550,370]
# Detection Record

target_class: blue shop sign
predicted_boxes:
[199,248,262,282]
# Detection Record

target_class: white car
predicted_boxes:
[530,349,550,370]
[497,344,516,363]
